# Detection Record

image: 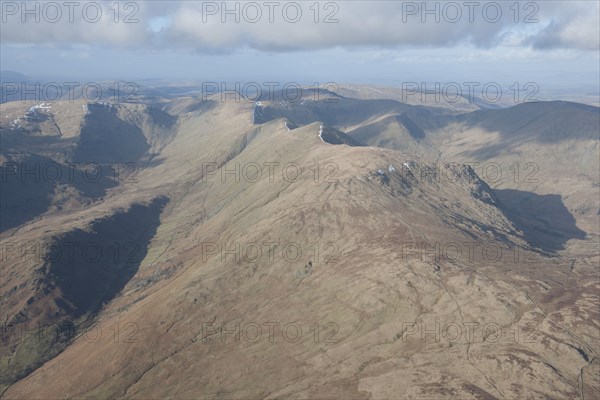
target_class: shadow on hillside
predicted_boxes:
[147,106,178,128]
[0,197,169,387]
[0,155,121,232]
[396,114,425,139]
[252,97,444,134]
[495,189,586,253]
[456,101,600,144]
[46,196,169,317]
[74,103,149,163]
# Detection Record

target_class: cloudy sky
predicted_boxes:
[1,0,599,89]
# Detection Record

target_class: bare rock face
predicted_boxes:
[1,95,598,399]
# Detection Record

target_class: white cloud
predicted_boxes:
[0,1,597,52]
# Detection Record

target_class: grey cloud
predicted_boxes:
[0,1,597,52]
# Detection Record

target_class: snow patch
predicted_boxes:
[87,101,113,109]
[388,164,396,173]
[26,103,52,118]
[10,118,22,129]
[318,124,326,143]
[29,103,51,113]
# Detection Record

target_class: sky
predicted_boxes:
[1,0,599,91]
